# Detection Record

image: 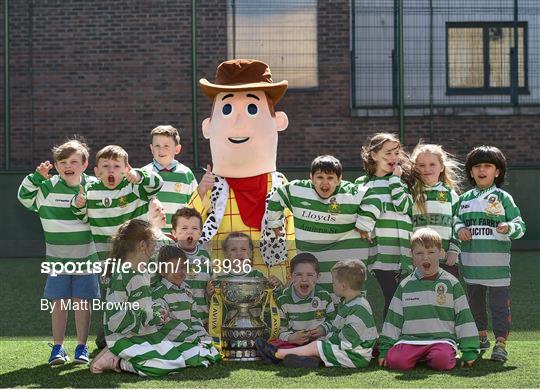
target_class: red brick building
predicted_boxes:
[1,0,539,172]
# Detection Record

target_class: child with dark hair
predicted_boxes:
[267,155,372,302]
[170,207,212,325]
[455,145,525,362]
[272,253,335,349]
[151,245,221,366]
[256,259,377,368]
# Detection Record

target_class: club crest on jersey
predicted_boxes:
[175,183,183,193]
[437,191,448,203]
[435,282,447,305]
[328,197,340,215]
[103,196,112,208]
[118,196,128,208]
[485,194,503,216]
[312,298,320,308]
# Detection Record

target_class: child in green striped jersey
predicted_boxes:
[171,207,212,325]
[18,138,99,366]
[91,219,197,376]
[256,259,378,369]
[356,133,415,321]
[455,146,525,362]
[411,143,463,278]
[143,125,199,233]
[71,145,163,261]
[271,253,335,349]
[378,228,479,371]
[268,155,372,301]
[151,245,221,365]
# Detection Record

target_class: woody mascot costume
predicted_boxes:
[190,59,295,283]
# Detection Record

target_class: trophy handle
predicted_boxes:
[262,288,281,340]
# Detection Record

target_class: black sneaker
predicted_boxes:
[254,338,280,364]
[491,342,508,362]
[479,336,490,351]
[283,354,321,368]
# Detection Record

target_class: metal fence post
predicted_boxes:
[191,0,199,169]
[511,0,519,107]
[4,0,11,170]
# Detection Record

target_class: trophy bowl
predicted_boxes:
[220,276,269,361]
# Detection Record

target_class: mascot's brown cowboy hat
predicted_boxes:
[199,59,288,104]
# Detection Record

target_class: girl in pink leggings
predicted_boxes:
[378,228,480,371]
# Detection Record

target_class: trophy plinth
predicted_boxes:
[220,277,268,361]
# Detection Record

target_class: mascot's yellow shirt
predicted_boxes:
[189,173,295,283]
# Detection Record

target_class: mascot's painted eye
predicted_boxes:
[222,104,233,117]
[246,103,258,117]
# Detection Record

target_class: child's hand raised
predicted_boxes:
[124,163,141,184]
[288,330,310,345]
[458,227,472,241]
[74,185,87,208]
[393,164,403,177]
[36,160,53,179]
[198,164,215,199]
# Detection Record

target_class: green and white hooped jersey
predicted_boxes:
[71,169,163,261]
[104,268,163,346]
[412,182,461,258]
[454,185,525,287]
[151,278,212,344]
[18,172,98,266]
[277,285,336,341]
[142,161,198,233]
[355,174,413,273]
[267,179,371,295]
[183,245,212,322]
[378,269,479,362]
[317,294,378,368]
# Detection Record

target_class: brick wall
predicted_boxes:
[1,0,538,173]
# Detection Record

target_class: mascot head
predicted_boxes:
[199,59,289,178]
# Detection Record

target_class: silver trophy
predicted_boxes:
[220,276,269,361]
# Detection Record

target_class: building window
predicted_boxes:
[447,22,528,94]
[227,0,318,88]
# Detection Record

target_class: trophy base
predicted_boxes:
[221,325,265,361]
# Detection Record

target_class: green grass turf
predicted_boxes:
[1,252,539,388]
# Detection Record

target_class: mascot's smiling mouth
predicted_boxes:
[228,137,250,144]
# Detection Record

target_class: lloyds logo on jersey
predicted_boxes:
[301,210,337,223]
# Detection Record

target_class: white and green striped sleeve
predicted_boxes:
[277,303,294,341]
[449,189,461,253]
[356,182,382,232]
[105,273,162,335]
[134,169,163,201]
[454,194,467,234]
[379,283,404,358]
[267,183,292,229]
[453,281,479,362]
[501,192,526,239]
[18,171,48,211]
[389,175,413,214]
